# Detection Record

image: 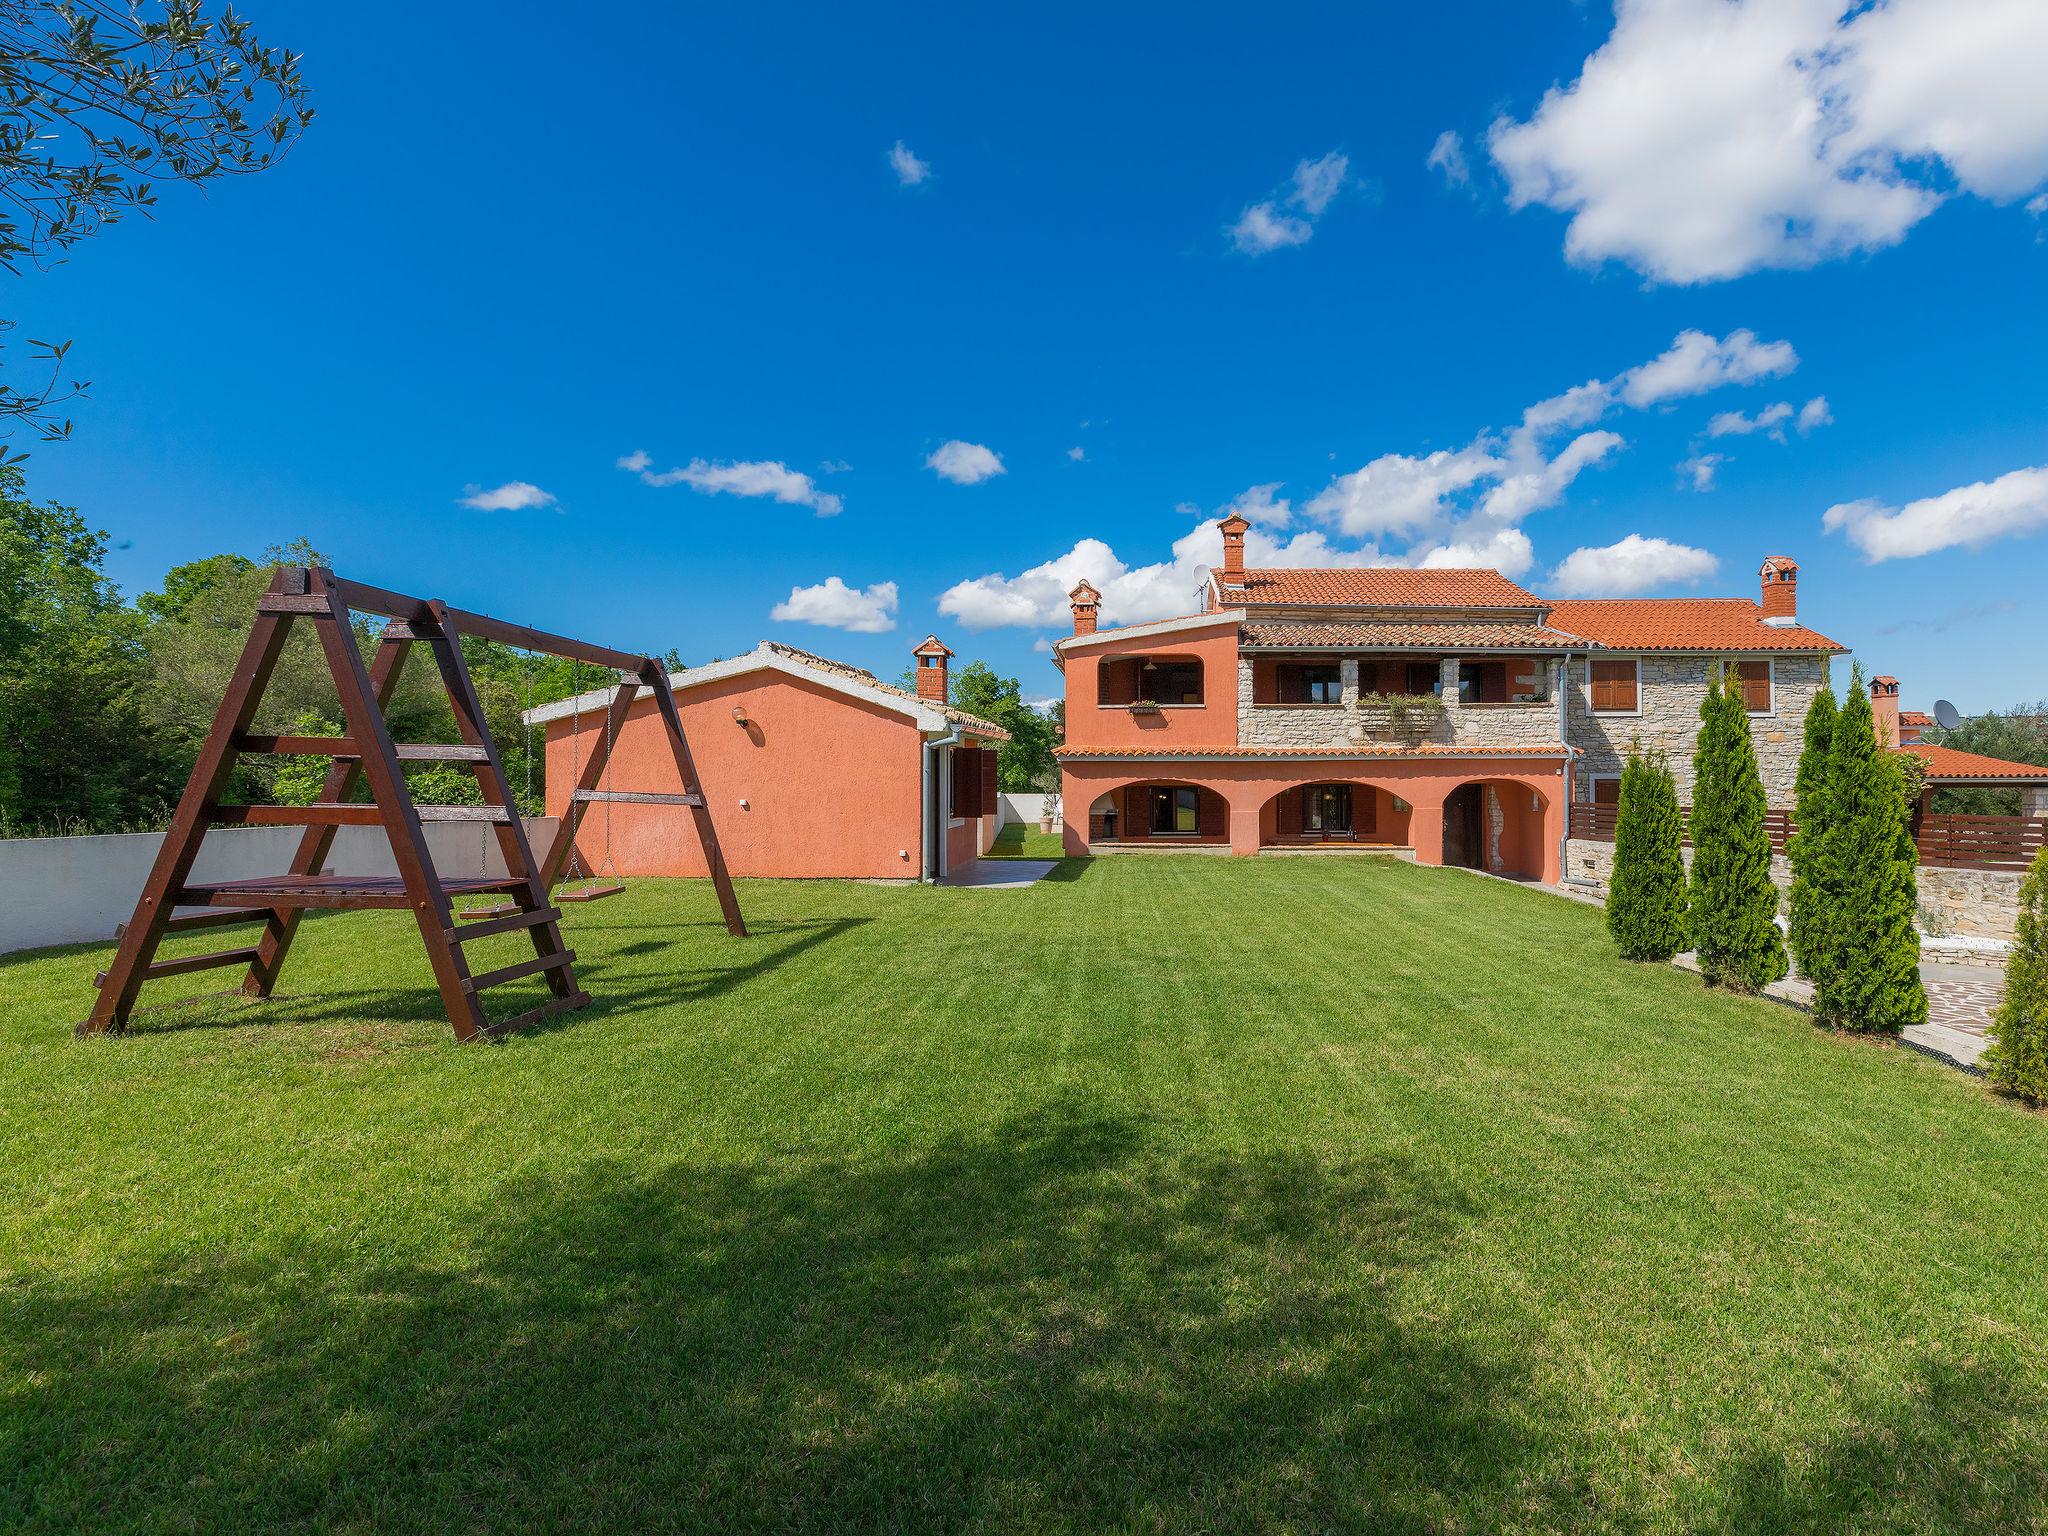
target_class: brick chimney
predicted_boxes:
[1068,580,1101,636]
[1870,674,1901,747]
[1219,512,1250,588]
[1760,555,1799,627]
[912,635,953,702]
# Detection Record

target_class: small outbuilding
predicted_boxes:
[525,638,1009,883]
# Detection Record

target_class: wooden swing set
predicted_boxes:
[79,566,745,1043]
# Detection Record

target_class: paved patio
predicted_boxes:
[941,858,1059,889]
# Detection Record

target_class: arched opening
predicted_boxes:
[1088,782,1228,845]
[1259,781,1412,849]
[1442,779,1549,879]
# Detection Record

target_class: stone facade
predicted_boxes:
[1565,653,1826,805]
[1563,837,2026,942]
[1237,656,1565,750]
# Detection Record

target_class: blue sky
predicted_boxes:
[19,1,2048,709]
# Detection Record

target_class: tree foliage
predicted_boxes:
[1606,748,1687,962]
[1984,846,2048,1105]
[0,1,312,444]
[1811,668,1926,1033]
[1688,668,1787,992]
[1787,685,1839,988]
[903,658,1059,792]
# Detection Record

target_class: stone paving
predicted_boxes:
[1910,963,2006,1070]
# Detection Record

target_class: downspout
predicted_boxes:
[921,725,961,883]
[1557,649,1578,886]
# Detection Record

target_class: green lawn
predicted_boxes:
[985,820,1068,858]
[4,857,2046,1534]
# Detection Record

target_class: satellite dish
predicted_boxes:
[1933,699,1963,731]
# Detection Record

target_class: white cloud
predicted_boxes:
[1551,534,1719,596]
[925,440,1005,485]
[460,481,556,512]
[818,458,852,474]
[889,140,930,186]
[2031,193,2048,216]
[616,449,651,473]
[1230,149,1349,254]
[1427,130,1471,188]
[1823,464,2048,561]
[1488,0,2048,284]
[770,577,899,633]
[1706,401,1794,439]
[1797,395,1833,434]
[1305,445,1502,539]
[1066,445,1086,462]
[1219,481,1294,529]
[635,457,843,517]
[1679,453,1726,491]
[1617,329,1797,408]
[1414,527,1537,576]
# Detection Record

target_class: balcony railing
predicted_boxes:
[1568,804,2046,871]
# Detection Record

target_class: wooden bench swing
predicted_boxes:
[78,565,746,1043]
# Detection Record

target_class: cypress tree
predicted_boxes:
[1984,846,2048,1105]
[1813,667,1926,1032]
[1689,668,1788,992]
[1607,748,1688,961]
[1787,685,1840,988]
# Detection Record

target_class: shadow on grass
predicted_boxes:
[102,917,872,1039]
[1,1102,1623,1533]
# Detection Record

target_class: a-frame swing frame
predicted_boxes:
[78,566,746,1043]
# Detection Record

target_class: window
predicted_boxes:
[1305,784,1353,835]
[1730,658,1773,714]
[1277,661,1343,704]
[1458,661,1510,704]
[1592,775,1621,806]
[1150,786,1199,834]
[1589,658,1639,713]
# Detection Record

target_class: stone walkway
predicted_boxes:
[940,858,1058,889]
[1911,963,2006,1070]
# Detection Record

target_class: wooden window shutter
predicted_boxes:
[1590,659,1636,712]
[1278,664,1306,704]
[1357,786,1378,836]
[1199,788,1226,839]
[1252,657,1278,704]
[980,744,999,815]
[1124,785,1150,839]
[949,747,974,817]
[1277,787,1302,837]
[1593,776,1621,806]
[1734,659,1771,712]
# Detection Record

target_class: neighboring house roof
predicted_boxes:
[1239,619,1581,651]
[1901,711,1934,729]
[1056,743,1566,760]
[1213,567,1546,608]
[1542,599,1846,653]
[524,640,1010,740]
[1902,743,2048,784]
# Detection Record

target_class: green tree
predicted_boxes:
[1786,685,1840,987]
[1983,846,2048,1105]
[919,659,1058,792]
[1688,667,1787,992]
[1812,668,1926,1033]
[268,708,337,806]
[1606,749,1687,961]
[0,466,178,829]
[0,1,312,445]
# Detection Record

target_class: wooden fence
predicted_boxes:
[1914,814,2047,871]
[1568,804,2047,869]
[1567,803,1796,856]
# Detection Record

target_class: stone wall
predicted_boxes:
[1237,656,1564,750]
[1565,653,1826,805]
[1562,837,2024,942]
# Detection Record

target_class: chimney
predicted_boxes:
[1760,555,1799,626]
[1871,674,1901,747]
[1219,513,1250,587]
[912,635,953,702]
[1068,580,1101,637]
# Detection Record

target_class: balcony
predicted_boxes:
[1238,654,1564,751]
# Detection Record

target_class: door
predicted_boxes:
[1443,783,1484,869]
[1304,784,1353,838]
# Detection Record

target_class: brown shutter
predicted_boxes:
[1277,787,1302,837]
[1124,785,1150,840]
[1278,664,1306,704]
[1593,776,1621,805]
[1735,659,1771,712]
[1591,659,1636,712]
[1199,788,1226,839]
[980,744,999,815]
[1357,786,1378,836]
[1252,657,1278,704]
[949,747,973,817]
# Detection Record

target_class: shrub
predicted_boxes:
[1984,847,2048,1105]
[1786,686,1839,987]
[1688,668,1787,992]
[1607,750,1687,961]
[1811,668,1926,1033]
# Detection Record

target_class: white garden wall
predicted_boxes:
[0,818,558,956]
[997,792,1061,828]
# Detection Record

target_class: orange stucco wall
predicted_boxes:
[1060,755,1567,883]
[544,671,935,880]
[1060,620,1243,752]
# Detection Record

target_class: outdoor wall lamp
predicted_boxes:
[731,705,749,726]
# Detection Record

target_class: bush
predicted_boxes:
[1810,669,1925,1033]
[1786,686,1839,987]
[1688,668,1787,992]
[1607,750,1687,961]
[1984,847,2048,1105]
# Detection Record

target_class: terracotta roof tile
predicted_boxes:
[1240,620,1578,651]
[1057,744,1566,760]
[1903,743,2048,783]
[1542,599,1845,653]
[1216,568,1545,608]
[757,641,1010,740]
